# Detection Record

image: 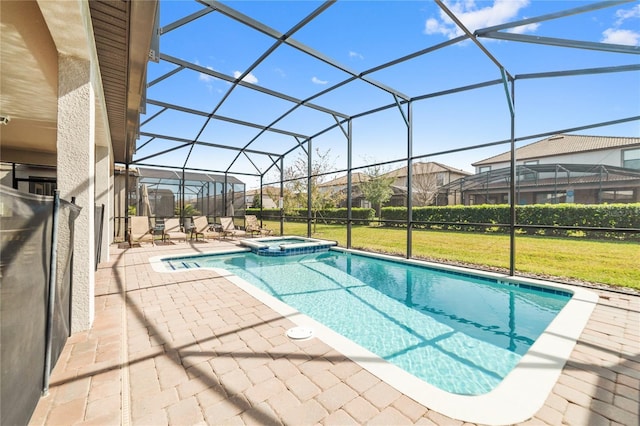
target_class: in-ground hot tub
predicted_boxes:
[239,236,337,256]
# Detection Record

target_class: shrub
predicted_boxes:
[380,203,640,240]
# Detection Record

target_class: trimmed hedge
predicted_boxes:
[246,207,376,225]
[380,203,640,240]
[246,204,639,239]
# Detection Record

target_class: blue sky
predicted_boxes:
[140,0,640,188]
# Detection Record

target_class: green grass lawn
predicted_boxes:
[261,220,640,290]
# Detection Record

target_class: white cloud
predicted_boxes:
[615,4,640,25]
[602,4,640,46]
[349,51,364,60]
[602,28,640,46]
[425,18,442,35]
[274,67,286,78]
[233,71,258,84]
[311,76,328,85]
[424,0,535,39]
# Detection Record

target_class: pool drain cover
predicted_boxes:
[286,326,314,340]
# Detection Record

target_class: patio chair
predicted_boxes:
[162,217,188,243]
[192,215,221,241]
[245,215,273,237]
[220,217,246,239]
[128,216,155,246]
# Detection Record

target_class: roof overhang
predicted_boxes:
[89,0,158,164]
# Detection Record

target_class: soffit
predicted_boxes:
[89,1,128,162]
[89,0,158,164]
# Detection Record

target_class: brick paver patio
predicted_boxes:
[29,242,639,425]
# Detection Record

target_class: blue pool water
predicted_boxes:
[164,250,570,395]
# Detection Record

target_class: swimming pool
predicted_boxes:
[153,247,597,424]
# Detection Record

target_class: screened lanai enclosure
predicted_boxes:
[135,168,243,223]
[126,0,639,279]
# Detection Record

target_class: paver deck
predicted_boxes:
[29,242,639,425]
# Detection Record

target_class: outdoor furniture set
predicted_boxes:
[128,215,272,246]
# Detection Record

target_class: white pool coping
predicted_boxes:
[150,247,598,425]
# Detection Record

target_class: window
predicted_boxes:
[478,166,491,174]
[28,177,56,196]
[622,148,640,170]
[436,172,445,186]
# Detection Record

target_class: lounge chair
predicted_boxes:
[192,216,221,241]
[245,215,273,237]
[129,216,155,246]
[220,217,246,239]
[162,217,188,243]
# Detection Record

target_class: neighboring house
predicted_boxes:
[246,186,279,209]
[318,172,371,208]
[383,162,472,206]
[446,134,640,205]
[317,163,472,208]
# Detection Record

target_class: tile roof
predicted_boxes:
[473,134,640,166]
[383,161,472,178]
[318,172,370,187]
[318,162,472,187]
